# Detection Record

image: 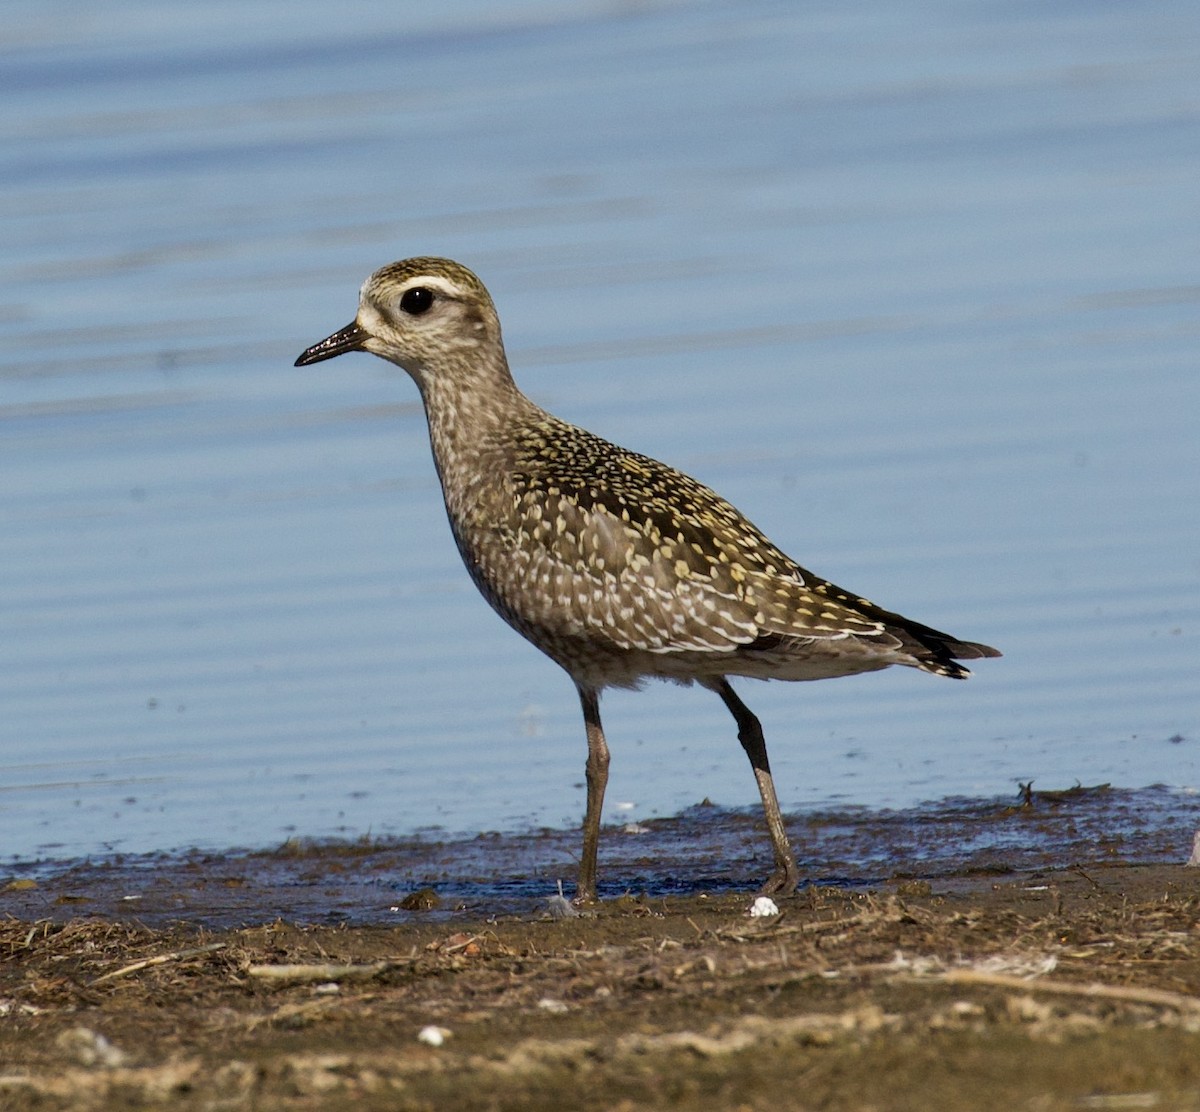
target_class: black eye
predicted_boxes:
[399,287,435,315]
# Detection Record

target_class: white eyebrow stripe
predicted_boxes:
[397,275,467,298]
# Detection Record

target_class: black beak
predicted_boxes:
[294,321,368,366]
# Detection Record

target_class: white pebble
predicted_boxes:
[749,896,780,918]
[56,1027,128,1067]
[417,1025,450,1047]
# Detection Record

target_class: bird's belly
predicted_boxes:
[495,614,895,691]
[450,518,900,689]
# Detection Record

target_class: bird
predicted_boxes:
[295,257,1000,902]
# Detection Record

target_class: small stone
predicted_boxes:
[749,896,780,918]
[56,1027,129,1068]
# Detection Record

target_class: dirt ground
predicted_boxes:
[3,851,1200,1111]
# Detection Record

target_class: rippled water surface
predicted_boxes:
[1,1,1197,865]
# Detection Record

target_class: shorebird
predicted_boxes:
[296,257,1000,901]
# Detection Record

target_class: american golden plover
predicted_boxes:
[296,257,1000,901]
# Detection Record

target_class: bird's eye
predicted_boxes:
[399,287,435,315]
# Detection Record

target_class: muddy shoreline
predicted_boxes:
[3,789,1200,1110]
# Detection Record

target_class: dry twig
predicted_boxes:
[245,961,394,985]
[91,943,227,986]
[937,969,1200,1013]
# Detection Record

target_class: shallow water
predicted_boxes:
[1,1,1197,866]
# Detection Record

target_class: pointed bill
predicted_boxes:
[294,321,368,366]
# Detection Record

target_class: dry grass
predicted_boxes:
[3,863,1200,1109]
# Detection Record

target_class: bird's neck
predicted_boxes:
[414,356,540,497]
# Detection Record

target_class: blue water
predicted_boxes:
[1,1,1197,863]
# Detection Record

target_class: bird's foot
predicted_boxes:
[573,875,599,907]
[758,862,800,897]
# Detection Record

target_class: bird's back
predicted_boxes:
[439,409,999,688]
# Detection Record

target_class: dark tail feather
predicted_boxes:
[911,634,1001,679]
[878,609,1002,680]
[942,639,1003,661]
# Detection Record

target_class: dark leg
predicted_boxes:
[576,684,609,903]
[707,677,800,895]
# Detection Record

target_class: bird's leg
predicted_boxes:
[576,685,609,904]
[709,678,800,895]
